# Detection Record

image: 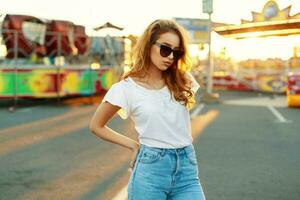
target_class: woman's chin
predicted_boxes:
[159,65,170,71]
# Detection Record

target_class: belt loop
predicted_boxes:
[183,145,189,156]
[137,145,144,161]
[161,149,166,157]
[174,150,180,175]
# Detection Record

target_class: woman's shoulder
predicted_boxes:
[111,77,134,89]
[119,76,147,87]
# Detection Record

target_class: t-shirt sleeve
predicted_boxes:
[102,82,131,119]
[186,72,200,94]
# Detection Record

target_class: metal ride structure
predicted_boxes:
[0,14,125,109]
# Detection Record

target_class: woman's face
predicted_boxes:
[150,32,181,72]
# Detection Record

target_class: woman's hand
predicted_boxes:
[128,143,140,172]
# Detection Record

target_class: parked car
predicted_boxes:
[287,72,300,107]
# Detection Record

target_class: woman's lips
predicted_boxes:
[163,61,172,66]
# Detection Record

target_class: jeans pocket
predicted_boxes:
[139,149,161,164]
[186,150,198,165]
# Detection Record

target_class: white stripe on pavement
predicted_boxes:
[111,185,128,200]
[267,105,291,123]
[190,104,205,119]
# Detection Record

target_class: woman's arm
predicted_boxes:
[90,102,140,169]
[89,102,139,151]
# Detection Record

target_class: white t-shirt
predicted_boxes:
[102,73,200,148]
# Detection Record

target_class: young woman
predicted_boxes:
[89,19,206,200]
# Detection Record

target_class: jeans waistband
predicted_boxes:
[140,144,194,155]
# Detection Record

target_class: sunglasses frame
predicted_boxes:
[154,41,184,60]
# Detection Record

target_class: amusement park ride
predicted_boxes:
[0,14,125,106]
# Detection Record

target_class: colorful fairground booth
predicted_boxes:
[214,0,300,106]
[0,14,125,103]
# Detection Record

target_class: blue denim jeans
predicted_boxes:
[127,144,206,200]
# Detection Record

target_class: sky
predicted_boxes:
[1,0,299,35]
[1,0,300,60]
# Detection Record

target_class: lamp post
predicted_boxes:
[207,11,213,94]
[202,0,220,102]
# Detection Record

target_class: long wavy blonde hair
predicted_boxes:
[122,19,195,106]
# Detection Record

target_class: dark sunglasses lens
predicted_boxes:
[160,45,172,57]
[173,50,183,60]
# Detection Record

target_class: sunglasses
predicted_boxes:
[154,42,184,60]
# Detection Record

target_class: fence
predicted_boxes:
[0,29,122,107]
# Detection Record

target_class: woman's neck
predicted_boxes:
[131,65,165,90]
[147,64,163,81]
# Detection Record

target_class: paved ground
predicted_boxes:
[0,90,299,200]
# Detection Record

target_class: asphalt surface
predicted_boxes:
[0,90,299,200]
